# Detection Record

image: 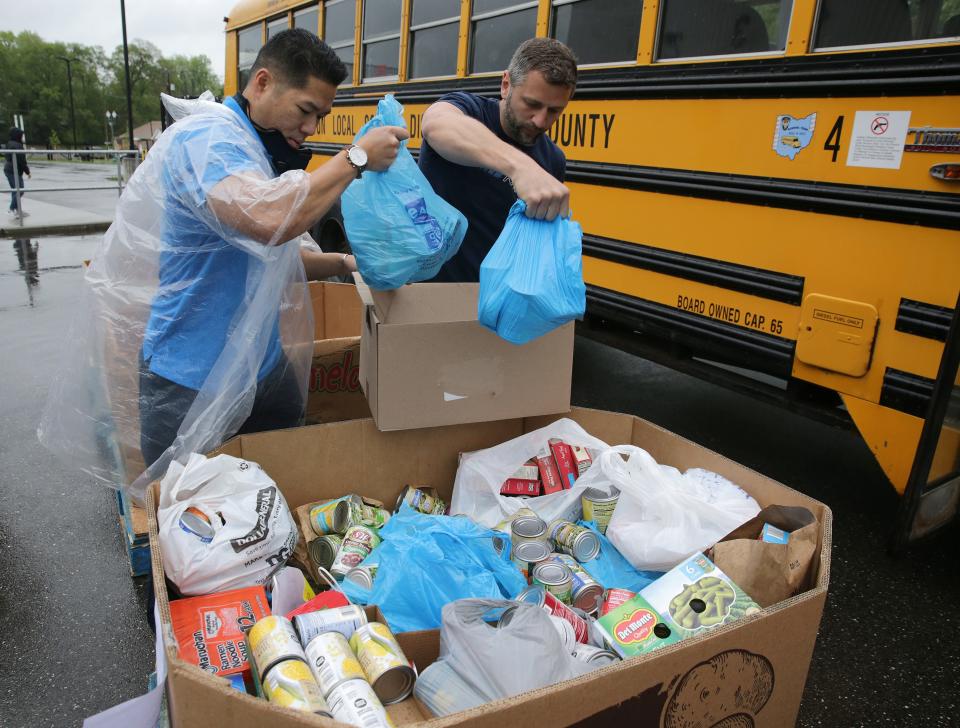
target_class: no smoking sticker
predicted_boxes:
[847,111,911,169]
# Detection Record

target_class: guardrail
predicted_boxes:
[3,148,142,226]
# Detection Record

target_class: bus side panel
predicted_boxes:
[842,395,924,494]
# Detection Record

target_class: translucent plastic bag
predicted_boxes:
[342,94,467,289]
[450,418,609,528]
[38,91,315,502]
[433,599,595,704]
[583,446,761,571]
[478,200,585,345]
[341,504,525,632]
[157,453,298,596]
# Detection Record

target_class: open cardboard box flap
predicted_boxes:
[353,273,481,326]
[149,407,831,728]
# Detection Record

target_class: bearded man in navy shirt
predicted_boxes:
[418,38,578,283]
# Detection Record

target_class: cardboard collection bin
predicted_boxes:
[354,275,574,431]
[148,407,831,728]
[305,281,369,425]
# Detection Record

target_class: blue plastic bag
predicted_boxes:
[341,504,525,632]
[478,200,586,344]
[341,94,468,290]
[577,520,663,593]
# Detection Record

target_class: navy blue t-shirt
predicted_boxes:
[418,92,566,283]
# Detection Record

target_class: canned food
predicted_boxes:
[294,604,369,643]
[310,495,358,536]
[572,644,621,666]
[531,561,574,605]
[328,678,396,728]
[350,622,416,704]
[600,588,637,617]
[331,525,382,579]
[511,514,548,544]
[178,506,215,542]
[307,534,343,570]
[548,553,604,613]
[335,499,391,533]
[581,487,620,535]
[549,615,578,653]
[345,565,378,590]
[247,616,307,679]
[394,485,446,515]
[505,585,589,644]
[511,539,552,581]
[548,520,601,562]
[261,658,331,716]
[304,631,366,697]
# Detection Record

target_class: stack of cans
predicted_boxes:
[247,607,416,726]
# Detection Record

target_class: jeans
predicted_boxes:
[138,354,305,467]
[5,171,24,211]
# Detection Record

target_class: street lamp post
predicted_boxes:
[105,110,117,146]
[120,0,135,152]
[57,56,78,149]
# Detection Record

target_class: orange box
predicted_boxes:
[169,586,270,677]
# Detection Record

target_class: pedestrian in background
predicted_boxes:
[4,127,31,218]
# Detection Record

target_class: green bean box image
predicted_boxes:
[640,552,761,639]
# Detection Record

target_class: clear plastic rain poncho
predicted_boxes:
[39,92,318,502]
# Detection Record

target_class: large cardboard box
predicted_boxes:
[305,282,369,425]
[148,407,831,728]
[355,275,574,431]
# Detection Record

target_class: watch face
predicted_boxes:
[348,146,368,168]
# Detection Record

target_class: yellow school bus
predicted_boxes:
[223,0,960,545]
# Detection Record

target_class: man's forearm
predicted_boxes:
[422,111,526,179]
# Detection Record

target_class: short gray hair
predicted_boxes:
[507,38,578,88]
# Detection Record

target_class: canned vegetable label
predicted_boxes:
[305,632,366,697]
[247,616,306,679]
[581,487,619,535]
[294,604,368,643]
[397,485,446,515]
[349,622,415,704]
[328,678,396,728]
[309,496,354,536]
[262,658,330,714]
[531,561,574,605]
[549,520,601,562]
[331,525,382,578]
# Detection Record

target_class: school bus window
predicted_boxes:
[294,5,320,33]
[267,16,288,40]
[657,0,792,60]
[550,0,642,65]
[471,1,539,73]
[325,0,356,81]
[814,0,960,49]
[237,25,262,89]
[409,0,460,79]
[362,0,403,80]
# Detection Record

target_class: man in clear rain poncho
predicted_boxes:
[38,29,408,501]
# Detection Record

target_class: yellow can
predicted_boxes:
[247,615,306,679]
[349,622,415,704]
[304,631,366,697]
[261,659,331,716]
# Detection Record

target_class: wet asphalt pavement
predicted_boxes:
[0,164,957,727]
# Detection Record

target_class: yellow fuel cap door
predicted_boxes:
[796,294,879,377]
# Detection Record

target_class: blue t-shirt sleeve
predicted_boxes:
[437,91,488,122]
[167,120,262,209]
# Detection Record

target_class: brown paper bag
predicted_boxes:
[710,505,819,608]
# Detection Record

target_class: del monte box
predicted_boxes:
[148,407,831,728]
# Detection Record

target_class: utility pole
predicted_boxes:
[120,0,135,152]
[57,56,78,148]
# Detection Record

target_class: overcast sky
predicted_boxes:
[7,0,229,81]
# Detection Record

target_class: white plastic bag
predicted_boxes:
[158,453,298,596]
[436,599,594,703]
[450,418,609,528]
[584,446,760,571]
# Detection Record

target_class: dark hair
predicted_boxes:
[249,28,348,88]
[507,38,578,89]
[9,127,24,142]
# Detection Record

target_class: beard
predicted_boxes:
[503,93,544,146]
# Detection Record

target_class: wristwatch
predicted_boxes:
[345,145,368,178]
